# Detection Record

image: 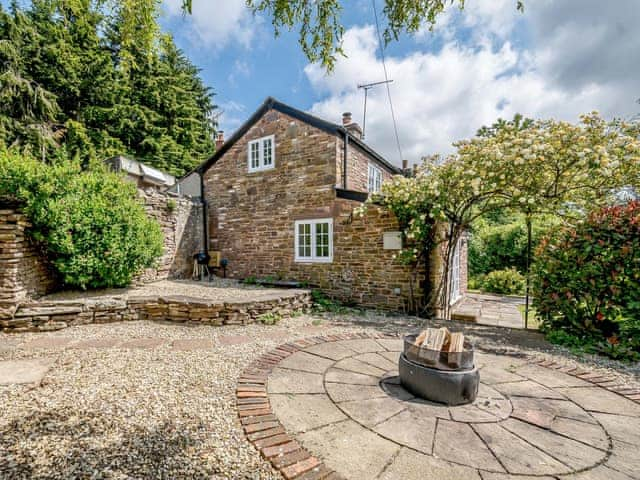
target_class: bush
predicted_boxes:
[533,201,640,361]
[469,212,558,277]
[480,268,526,295]
[0,150,163,289]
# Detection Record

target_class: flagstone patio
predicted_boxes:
[240,335,640,480]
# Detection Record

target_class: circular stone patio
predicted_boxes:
[238,335,640,480]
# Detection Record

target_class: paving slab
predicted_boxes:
[298,420,399,480]
[374,338,403,351]
[277,351,334,374]
[472,423,570,475]
[591,412,640,446]
[563,464,637,480]
[324,368,380,386]
[354,352,397,371]
[257,345,638,480]
[325,382,387,403]
[500,418,605,470]
[493,380,565,399]
[71,337,122,349]
[510,396,597,425]
[303,342,355,360]
[0,358,53,384]
[337,397,406,426]
[378,447,481,480]
[336,339,386,354]
[433,419,505,471]
[373,409,436,454]
[604,440,640,479]
[556,387,640,417]
[331,357,387,377]
[377,350,401,365]
[479,365,526,385]
[267,368,324,394]
[514,363,592,388]
[270,394,346,433]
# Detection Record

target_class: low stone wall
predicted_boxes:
[0,204,56,320]
[1,291,312,333]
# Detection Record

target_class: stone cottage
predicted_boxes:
[193,97,467,311]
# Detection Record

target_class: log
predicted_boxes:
[448,332,465,368]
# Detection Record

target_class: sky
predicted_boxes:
[160,0,640,167]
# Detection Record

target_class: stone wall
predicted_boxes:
[337,138,395,192]
[135,188,203,283]
[0,203,56,320]
[0,191,203,317]
[204,108,339,261]
[1,291,312,333]
[202,107,435,311]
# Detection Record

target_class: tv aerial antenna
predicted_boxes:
[357,79,393,140]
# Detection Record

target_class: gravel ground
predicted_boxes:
[0,315,366,480]
[1,310,638,480]
[42,279,302,303]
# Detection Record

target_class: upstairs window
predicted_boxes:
[295,219,333,263]
[248,135,275,172]
[368,163,382,193]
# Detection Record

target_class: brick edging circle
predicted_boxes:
[235,333,640,480]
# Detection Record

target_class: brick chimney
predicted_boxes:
[215,131,224,150]
[342,112,363,140]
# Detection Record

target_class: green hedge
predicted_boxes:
[533,201,640,361]
[480,268,526,295]
[0,150,163,289]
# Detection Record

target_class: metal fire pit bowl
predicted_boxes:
[399,333,479,406]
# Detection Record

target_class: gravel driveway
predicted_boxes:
[1,311,638,479]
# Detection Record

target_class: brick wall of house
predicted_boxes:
[335,138,395,192]
[0,202,57,319]
[203,109,340,274]
[292,201,426,311]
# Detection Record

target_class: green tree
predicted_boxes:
[182,0,524,70]
[0,0,216,174]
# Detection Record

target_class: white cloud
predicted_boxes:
[162,0,255,49]
[306,1,640,166]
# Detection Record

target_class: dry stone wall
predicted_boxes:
[1,291,311,333]
[135,188,203,283]
[0,203,56,320]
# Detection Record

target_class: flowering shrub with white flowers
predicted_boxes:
[366,113,640,318]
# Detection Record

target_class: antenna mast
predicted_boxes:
[357,79,393,140]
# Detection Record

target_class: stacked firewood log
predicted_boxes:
[414,327,465,368]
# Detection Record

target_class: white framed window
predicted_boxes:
[247,135,275,172]
[368,163,382,193]
[295,218,333,263]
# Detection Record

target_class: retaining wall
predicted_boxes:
[0,291,312,333]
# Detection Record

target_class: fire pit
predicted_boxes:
[398,328,479,406]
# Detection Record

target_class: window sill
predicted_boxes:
[294,258,333,264]
[248,166,275,173]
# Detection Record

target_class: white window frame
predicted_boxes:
[247,134,276,172]
[368,163,382,193]
[294,218,333,263]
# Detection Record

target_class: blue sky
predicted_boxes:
[160,0,639,166]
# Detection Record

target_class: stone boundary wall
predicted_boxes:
[0,291,312,333]
[135,188,203,283]
[0,205,57,320]
[0,191,203,316]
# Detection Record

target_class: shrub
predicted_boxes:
[533,201,640,360]
[0,150,163,289]
[469,212,559,277]
[258,312,281,325]
[480,268,526,295]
